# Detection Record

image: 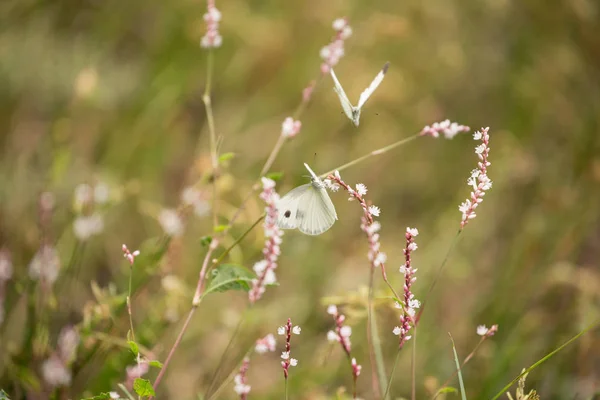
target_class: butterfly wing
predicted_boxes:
[357,62,389,110]
[330,68,355,121]
[297,185,337,236]
[276,184,311,230]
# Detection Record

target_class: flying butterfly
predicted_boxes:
[276,163,337,235]
[330,62,389,126]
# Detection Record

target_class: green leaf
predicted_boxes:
[148,360,163,369]
[435,387,458,395]
[204,264,255,296]
[265,171,284,181]
[213,224,228,233]
[200,236,213,247]
[449,334,467,400]
[0,390,11,400]
[133,378,155,397]
[81,393,111,400]
[128,340,139,355]
[218,152,235,163]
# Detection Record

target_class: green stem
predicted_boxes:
[203,50,219,228]
[212,214,265,266]
[127,264,136,343]
[285,377,289,400]
[449,334,467,400]
[204,309,248,398]
[489,321,599,400]
[383,350,401,399]
[320,134,420,178]
[411,326,417,400]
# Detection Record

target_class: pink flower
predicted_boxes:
[249,178,284,303]
[419,119,470,139]
[255,334,276,354]
[320,18,352,74]
[200,0,222,48]
[122,244,140,266]
[459,127,492,229]
[281,117,302,138]
[233,357,251,399]
[279,319,299,379]
[394,227,420,349]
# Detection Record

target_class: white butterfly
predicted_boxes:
[330,62,389,126]
[276,163,337,235]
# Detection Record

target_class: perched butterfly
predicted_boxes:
[276,163,337,235]
[330,62,389,126]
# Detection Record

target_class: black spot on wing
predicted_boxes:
[284,210,291,218]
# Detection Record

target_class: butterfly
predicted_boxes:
[330,62,389,126]
[276,163,337,235]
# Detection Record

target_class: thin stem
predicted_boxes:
[285,377,289,400]
[320,134,420,178]
[383,350,401,399]
[118,383,137,400]
[204,309,248,398]
[89,332,153,357]
[411,326,417,400]
[211,215,264,266]
[260,135,287,177]
[152,307,196,391]
[127,265,135,343]
[366,266,383,399]
[380,265,401,301]
[433,337,485,397]
[416,230,461,326]
[449,334,467,400]
[203,50,219,228]
[152,240,219,393]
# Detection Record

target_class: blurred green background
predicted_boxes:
[1,0,600,398]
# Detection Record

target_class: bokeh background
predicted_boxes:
[1,0,600,398]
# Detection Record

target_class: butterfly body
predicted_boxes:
[276,163,337,236]
[330,62,389,126]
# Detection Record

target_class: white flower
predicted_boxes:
[355,184,367,196]
[341,26,352,40]
[407,242,418,252]
[261,177,276,190]
[326,305,338,315]
[334,170,341,180]
[368,205,381,217]
[41,356,71,387]
[324,179,340,192]
[255,334,276,353]
[374,252,387,267]
[290,358,298,366]
[109,392,120,399]
[158,209,183,237]
[408,299,421,309]
[406,307,416,317]
[319,46,331,60]
[277,326,286,335]
[475,144,486,154]
[473,130,482,140]
[281,117,301,138]
[339,326,352,338]
[263,269,277,285]
[281,351,290,360]
[327,330,338,342]
[94,183,110,204]
[392,326,402,336]
[292,325,301,335]
[28,245,61,284]
[74,184,93,209]
[73,213,104,241]
[477,325,489,336]
[332,18,346,31]
[459,200,471,214]
[406,227,419,237]
[233,381,251,395]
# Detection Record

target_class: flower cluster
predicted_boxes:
[231,334,277,398]
[326,171,380,225]
[28,245,61,285]
[476,324,499,337]
[459,127,492,229]
[73,182,109,241]
[419,119,470,139]
[158,208,184,237]
[125,360,149,389]
[122,244,140,266]
[320,18,352,74]
[181,186,211,218]
[233,357,251,398]
[278,319,301,379]
[0,248,12,326]
[326,305,361,387]
[393,228,420,349]
[200,0,222,49]
[41,326,80,387]
[249,178,284,303]
[281,117,302,139]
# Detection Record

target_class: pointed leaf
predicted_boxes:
[265,172,284,181]
[204,264,255,296]
[128,340,139,355]
[133,378,155,397]
[148,360,163,369]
